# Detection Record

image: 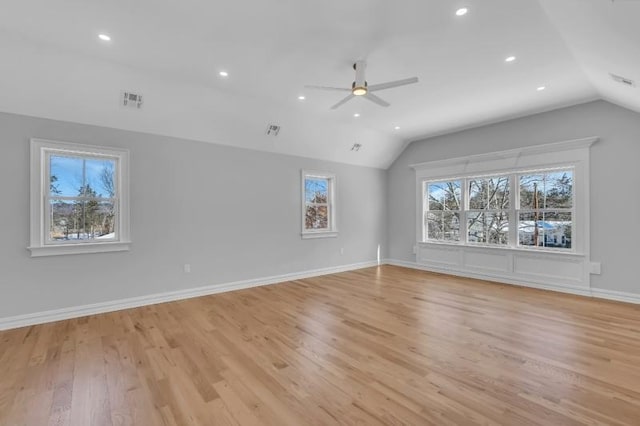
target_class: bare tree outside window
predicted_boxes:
[467,176,509,245]
[425,180,461,241]
[49,155,117,242]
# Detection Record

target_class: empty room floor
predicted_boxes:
[1,265,639,425]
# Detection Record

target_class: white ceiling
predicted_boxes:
[0,0,638,168]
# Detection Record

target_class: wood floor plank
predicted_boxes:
[2,265,640,425]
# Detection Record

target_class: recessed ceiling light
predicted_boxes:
[537,86,546,91]
[98,34,111,42]
[298,95,306,100]
[353,113,360,118]
[456,8,468,16]
[219,71,229,77]
[505,56,516,63]
[394,126,401,130]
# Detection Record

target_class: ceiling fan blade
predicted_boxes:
[305,85,351,92]
[368,77,419,92]
[330,94,355,110]
[364,93,390,107]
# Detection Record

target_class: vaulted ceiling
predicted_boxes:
[1,0,638,168]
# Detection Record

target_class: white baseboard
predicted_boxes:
[590,288,640,304]
[385,258,640,304]
[3,259,636,331]
[0,260,380,331]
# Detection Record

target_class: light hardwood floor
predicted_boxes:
[1,265,640,425]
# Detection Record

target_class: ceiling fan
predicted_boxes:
[305,60,419,110]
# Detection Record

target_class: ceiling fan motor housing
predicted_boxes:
[352,61,368,95]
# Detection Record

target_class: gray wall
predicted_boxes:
[387,100,640,294]
[0,112,387,318]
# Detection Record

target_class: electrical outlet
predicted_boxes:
[340,247,344,255]
[184,264,191,273]
[589,262,601,275]
[412,245,417,254]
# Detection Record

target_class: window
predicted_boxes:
[518,170,573,249]
[425,180,461,242]
[423,168,574,251]
[467,176,509,245]
[301,170,337,238]
[29,139,131,256]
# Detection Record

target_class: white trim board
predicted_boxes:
[0,260,379,331]
[385,259,640,305]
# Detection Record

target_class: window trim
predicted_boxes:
[412,136,597,257]
[28,138,131,257]
[301,170,338,239]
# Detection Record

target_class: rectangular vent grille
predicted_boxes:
[121,91,144,109]
[610,73,635,87]
[266,124,281,136]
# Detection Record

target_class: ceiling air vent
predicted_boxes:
[121,91,144,109]
[610,73,635,88]
[265,124,281,136]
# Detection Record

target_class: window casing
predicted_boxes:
[301,170,337,238]
[423,167,575,251]
[29,139,131,257]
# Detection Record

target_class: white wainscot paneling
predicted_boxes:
[417,243,589,290]
[463,249,510,273]
[418,244,460,267]
[513,253,585,285]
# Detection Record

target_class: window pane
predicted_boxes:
[427,181,461,211]
[469,176,509,209]
[426,211,460,241]
[50,155,83,197]
[49,199,116,241]
[95,201,117,239]
[486,212,509,245]
[520,171,573,209]
[305,205,328,230]
[543,212,571,248]
[50,199,75,241]
[544,171,572,209]
[519,212,571,248]
[50,155,116,198]
[467,212,486,243]
[467,212,508,245]
[86,158,117,198]
[519,174,544,209]
[426,211,443,239]
[305,178,328,203]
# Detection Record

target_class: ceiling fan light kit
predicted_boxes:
[305,60,419,110]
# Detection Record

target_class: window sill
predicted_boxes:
[418,241,585,257]
[301,231,338,239]
[28,241,132,257]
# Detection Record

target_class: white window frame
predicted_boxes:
[412,137,596,256]
[423,179,462,242]
[423,168,575,250]
[301,170,338,239]
[28,138,131,257]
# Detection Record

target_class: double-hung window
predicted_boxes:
[517,170,573,249]
[29,139,131,257]
[467,176,510,245]
[301,170,337,238]
[425,180,461,242]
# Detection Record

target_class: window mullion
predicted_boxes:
[461,178,468,244]
[509,173,517,248]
